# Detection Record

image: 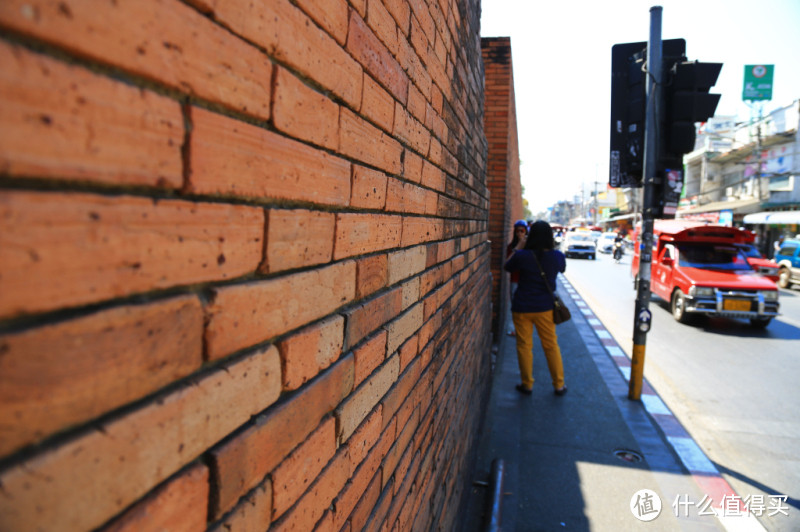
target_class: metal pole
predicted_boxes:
[629,6,662,401]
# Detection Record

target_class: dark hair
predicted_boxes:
[524,220,555,251]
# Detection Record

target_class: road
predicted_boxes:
[563,248,800,532]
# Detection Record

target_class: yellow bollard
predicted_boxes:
[628,344,646,400]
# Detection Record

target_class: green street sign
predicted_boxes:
[743,65,773,101]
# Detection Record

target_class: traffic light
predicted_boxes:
[609,42,647,188]
[609,39,686,189]
[658,59,722,218]
[662,61,722,156]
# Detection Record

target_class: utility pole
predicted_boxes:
[629,6,662,401]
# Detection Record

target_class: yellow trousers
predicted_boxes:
[512,310,565,390]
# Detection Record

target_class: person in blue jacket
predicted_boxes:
[504,220,568,396]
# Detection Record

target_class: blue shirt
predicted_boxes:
[504,249,566,313]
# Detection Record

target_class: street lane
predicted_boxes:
[563,248,800,531]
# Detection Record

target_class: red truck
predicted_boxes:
[632,220,780,328]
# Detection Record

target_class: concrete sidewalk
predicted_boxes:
[460,277,765,531]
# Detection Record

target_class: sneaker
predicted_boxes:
[515,384,532,395]
[554,386,568,396]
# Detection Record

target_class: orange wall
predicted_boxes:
[0,1,491,530]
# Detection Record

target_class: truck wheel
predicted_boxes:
[671,289,690,324]
[750,318,772,328]
[777,267,790,289]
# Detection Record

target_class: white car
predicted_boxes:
[598,232,617,253]
[564,232,596,259]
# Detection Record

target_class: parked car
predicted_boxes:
[598,232,617,253]
[735,243,780,283]
[631,220,779,327]
[775,238,800,289]
[564,232,596,259]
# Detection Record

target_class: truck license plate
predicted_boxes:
[723,299,751,311]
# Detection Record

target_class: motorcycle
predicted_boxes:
[613,240,625,263]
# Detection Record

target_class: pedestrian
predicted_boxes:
[506,220,528,336]
[504,220,568,396]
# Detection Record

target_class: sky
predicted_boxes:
[480,0,800,215]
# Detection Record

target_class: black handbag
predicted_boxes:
[531,252,571,324]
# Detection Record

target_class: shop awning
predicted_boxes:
[677,197,760,215]
[743,210,800,224]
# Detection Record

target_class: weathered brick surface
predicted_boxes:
[0,191,264,318]
[0,346,281,531]
[262,209,336,274]
[0,42,183,188]
[0,1,494,531]
[0,295,203,456]
[272,417,337,519]
[102,463,209,532]
[0,0,273,119]
[278,315,345,391]
[188,107,351,206]
[205,261,356,360]
[209,354,354,518]
[336,354,400,444]
[207,481,272,532]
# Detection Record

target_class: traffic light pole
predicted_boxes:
[629,6,662,401]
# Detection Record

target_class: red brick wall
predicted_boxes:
[0,1,491,531]
[482,37,523,338]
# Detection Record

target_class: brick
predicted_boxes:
[333,213,403,261]
[385,178,428,215]
[350,165,388,210]
[401,216,443,247]
[0,295,203,456]
[421,160,446,191]
[344,288,403,349]
[346,408,383,470]
[209,354,354,518]
[396,32,432,99]
[295,0,349,45]
[0,0,272,119]
[279,315,345,391]
[188,107,351,206]
[331,412,389,530]
[386,245,427,285]
[273,66,339,150]
[353,330,388,387]
[198,0,362,108]
[262,209,336,274]
[272,417,337,519]
[381,359,421,431]
[393,102,430,155]
[355,254,388,299]
[335,354,399,444]
[102,464,209,532]
[0,346,281,532]
[386,303,423,353]
[208,481,272,532]
[407,84,427,124]
[382,0,412,35]
[0,42,182,188]
[403,150,424,183]
[397,334,419,372]
[0,191,264,319]
[271,448,351,532]
[347,11,408,103]
[339,108,403,175]
[363,479,393,532]
[401,276,420,311]
[205,261,356,360]
[361,75,396,133]
[347,470,382,531]
[366,0,399,55]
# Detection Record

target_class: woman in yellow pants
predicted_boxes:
[504,220,567,396]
